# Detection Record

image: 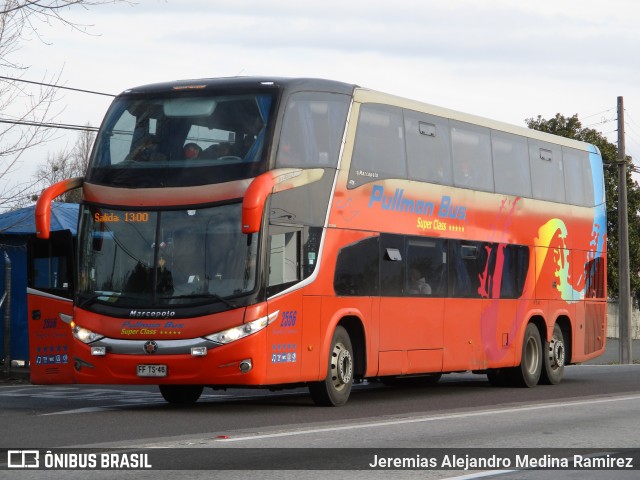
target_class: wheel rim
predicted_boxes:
[524,335,540,375]
[548,336,565,370]
[330,341,353,392]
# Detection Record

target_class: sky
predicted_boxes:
[5,0,640,198]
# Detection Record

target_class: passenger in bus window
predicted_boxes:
[239,135,257,159]
[457,161,472,186]
[201,142,232,159]
[217,142,233,157]
[277,142,298,166]
[408,267,432,295]
[183,142,202,159]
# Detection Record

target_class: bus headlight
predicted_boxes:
[72,324,104,344]
[205,311,278,345]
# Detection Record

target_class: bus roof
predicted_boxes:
[118,76,357,97]
[116,76,596,154]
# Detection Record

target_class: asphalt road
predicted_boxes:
[0,339,640,480]
[1,362,640,480]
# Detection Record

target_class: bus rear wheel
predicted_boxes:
[540,323,565,385]
[159,385,204,404]
[507,323,542,388]
[309,326,354,407]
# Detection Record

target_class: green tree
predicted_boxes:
[526,113,640,299]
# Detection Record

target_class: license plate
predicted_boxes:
[137,364,167,377]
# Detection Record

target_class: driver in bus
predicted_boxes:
[129,135,165,162]
[156,255,174,294]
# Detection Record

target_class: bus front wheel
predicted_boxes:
[159,385,204,404]
[309,326,354,407]
[508,323,542,388]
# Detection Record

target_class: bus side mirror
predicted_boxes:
[241,168,312,234]
[242,173,276,234]
[35,177,84,239]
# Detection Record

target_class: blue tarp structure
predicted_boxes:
[0,202,79,235]
[0,203,79,364]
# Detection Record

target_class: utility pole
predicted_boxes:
[617,96,633,364]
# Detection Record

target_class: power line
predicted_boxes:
[624,122,640,146]
[0,75,115,97]
[583,116,616,128]
[625,110,640,124]
[0,118,98,133]
[581,108,615,121]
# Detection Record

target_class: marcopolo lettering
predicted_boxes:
[368,185,466,220]
[129,310,176,319]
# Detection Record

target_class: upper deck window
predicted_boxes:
[529,139,565,203]
[86,91,275,188]
[491,130,532,197]
[405,111,453,186]
[562,146,594,206]
[450,121,494,192]
[349,104,407,188]
[275,92,350,169]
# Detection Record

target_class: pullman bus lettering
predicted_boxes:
[368,186,467,220]
[121,321,162,329]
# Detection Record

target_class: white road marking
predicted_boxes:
[216,393,640,442]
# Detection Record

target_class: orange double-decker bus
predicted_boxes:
[31,77,606,406]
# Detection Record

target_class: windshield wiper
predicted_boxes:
[77,294,102,309]
[172,293,237,308]
[77,292,120,309]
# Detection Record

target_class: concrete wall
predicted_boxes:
[607,300,640,339]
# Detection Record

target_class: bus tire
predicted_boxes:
[159,385,204,404]
[508,323,542,388]
[308,326,354,407]
[540,323,565,385]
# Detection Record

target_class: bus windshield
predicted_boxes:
[77,203,258,309]
[86,91,275,188]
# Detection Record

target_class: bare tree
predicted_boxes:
[0,0,129,211]
[30,125,95,204]
[35,148,75,198]
[70,122,94,176]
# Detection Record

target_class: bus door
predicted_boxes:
[27,230,75,384]
[265,229,303,383]
[378,235,444,376]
